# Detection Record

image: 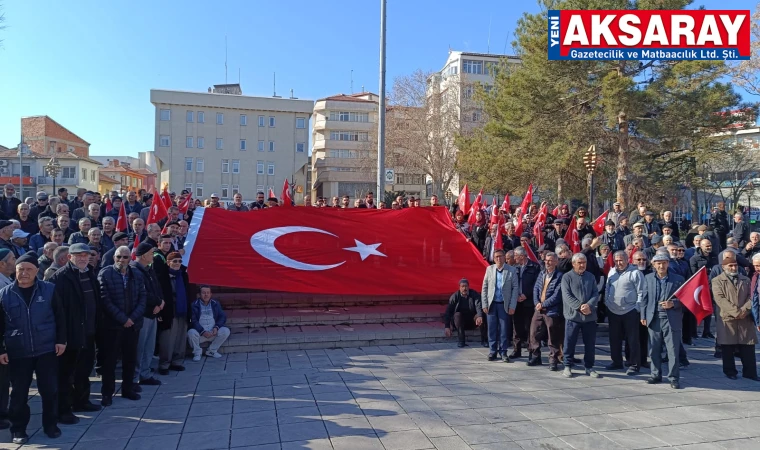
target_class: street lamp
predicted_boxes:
[583,145,598,218]
[45,156,62,195]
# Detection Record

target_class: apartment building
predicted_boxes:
[311,93,429,203]
[93,153,158,193]
[151,84,312,203]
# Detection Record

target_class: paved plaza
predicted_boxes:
[5,336,760,450]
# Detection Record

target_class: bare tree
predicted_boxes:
[0,3,5,47]
[703,143,760,211]
[730,3,760,96]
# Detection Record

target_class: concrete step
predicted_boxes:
[215,292,446,310]
[226,304,445,329]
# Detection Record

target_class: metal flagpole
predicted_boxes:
[376,0,387,200]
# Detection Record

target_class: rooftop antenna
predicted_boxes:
[238,67,240,84]
[351,69,354,94]
[487,16,492,53]
[273,73,281,98]
[225,35,228,84]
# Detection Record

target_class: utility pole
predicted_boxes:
[583,145,598,218]
[376,0,387,200]
[617,111,630,209]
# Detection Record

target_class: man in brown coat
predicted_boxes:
[711,252,759,380]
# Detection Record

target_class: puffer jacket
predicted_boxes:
[97,265,147,330]
[0,280,65,359]
[532,269,563,317]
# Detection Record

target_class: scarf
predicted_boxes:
[169,268,187,317]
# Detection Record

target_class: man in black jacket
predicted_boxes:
[0,185,21,221]
[511,247,540,359]
[732,212,751,248]
[443,279,485,347]
[49,243,102,423]
[0,221,18,258]
[711,202,730,250]
[600,220,625,253]
[130,243,164,386]
[97,246,147,406]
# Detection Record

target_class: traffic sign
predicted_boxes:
[385,169,394,183]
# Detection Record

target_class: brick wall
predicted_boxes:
[21,117,89,158]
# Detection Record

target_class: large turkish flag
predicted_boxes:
[183,206,489,295]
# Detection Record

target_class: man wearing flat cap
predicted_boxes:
[624,222,650,248]
[49,243,102,423]
[641,252,684,389]
[0,221,18,258]
[0,252,66,443]
[443,279,485,348]
[100,232,129,269]
[130,242,164,387]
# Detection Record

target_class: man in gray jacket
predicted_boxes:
[481,249,519,362]
[605,251,645,375]
[561,253,601,378]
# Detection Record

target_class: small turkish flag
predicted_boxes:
[282,179,293,207]
[489,197,500,224]
[131,233,141,261]
[268,188,276,200]
[500,194,510,213]
[603,251,614,274]
[673,266,714,324]
[105,197,113,214]
[518,183,533,221]
[523,242,539,264]
[457,184,470,215]
[564,216,581,253]
[533,202,548,248]
[551,205,559,217]
[592,210,609,236]
[494,215,504,251]
[161,186,173,210]
[467,189,484,225]
[147,188,169,225]
[115,201,128,233]
[178,194,192,215]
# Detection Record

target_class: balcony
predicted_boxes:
[37,176,78,185]
[313,119,373,132]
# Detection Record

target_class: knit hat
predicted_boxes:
[112,232,129,242]
[135,242,155,257]
[16,252,39,268]
[0,249,11,261]
[605,220,615,227]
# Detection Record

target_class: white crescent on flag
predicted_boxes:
[693,286,703,305]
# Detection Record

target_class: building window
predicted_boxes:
[197,137,205,149]
[240,114,247,126]
[196,158,205,173]
[221,184,229,199]
[258,140,264,152]
[267,164,274,175]
[240,139,247,151]
[216,138,223,150]
[198,111,205,123]
[67,145,75,153]
[196,184,203,198]
[269,141,274,152]
[329,131,368,141]
[472,111,481,122]
[269,116,276,127]
[462,59,483,74]
[186,137,193,148]
[81,168,87,181]
[296,143,305,153]
[91,170,96,182]
[257,162,264,174]
[329,112,369,122]
[296,118,306,128]
[258,115,265,127]
[232,184,240,196]
[463,86,474,99]
[256,185,264,193]
[185,158,193,171]
[62,167,75,179]
[222,159,230,173]
[184,183,192,192]
[216,113,224,125]
[186,111,194,123]
[159,135,170,147]
[232,160,240,173]
[160,109,171,121]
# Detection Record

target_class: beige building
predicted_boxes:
[151,84,313,204]
[311,93,428,203]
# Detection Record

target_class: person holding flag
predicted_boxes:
[640,253,684,389]
[711,252,759,381]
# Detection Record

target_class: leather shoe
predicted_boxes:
[526,358,542,366]
[646,377,662,384]
[44,426,61,439]
[132,384,143,393]
[509,351,522,359]
[670,380,681,389]
[140,377,162,386]
[549,363,558,371]
[727,374,738,380]
[73,402,101,412]
[12,431,28,444]
[101,396,113,407]
[605,364,624,370]
[58,412,79,425]
[0,419,9,430]
[746,376,760,381]
[158,368,170,376]
[487,354,498,361]
[169,364,185,372]
[121,391,141,401]
[457,342,465,348]
[641,362,651,369]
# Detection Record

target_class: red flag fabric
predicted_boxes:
[673,267,714,325]
[518,184,533,222]
[161,186,173,210]
[178,194,192,215]
[147,188,169,225]
[115,201,128,233]
[551,205,559,217]
[282,179,293,207]
[532,202,548,248]
[500,194,510,213]
[564,216,581,253]
[457,185,470,215]
[467,189,484,225]
[592,210,609,236]
[268,187,276,200]
[105,197,113,214]
[183,206,489,295]
[489,197,500,224]
[523,243,539,264]
[603,251,614,274]
[494,215,504,251]
[131,233,141,261]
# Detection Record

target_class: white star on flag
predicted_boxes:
[343,240,386,261]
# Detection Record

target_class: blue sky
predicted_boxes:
[0,0,754,157]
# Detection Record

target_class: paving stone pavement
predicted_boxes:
[5,335,760,449]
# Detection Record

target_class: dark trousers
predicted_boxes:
[453,312,486,344]
[58,335,96,414]
[512,301,533,353]
[101,327,139,399]
[0,364,9,419]
[563,320,597,369]
[682,309,698,340]
[609,310,641,368]
[487,303,512,356]
[625,322,649,365]
[9,352,58,433]
[722,344,758,378]
[528,311,564,364]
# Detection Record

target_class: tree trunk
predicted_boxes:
[690,186,699,227]
[617,111,630,210]
[557,174,563,205]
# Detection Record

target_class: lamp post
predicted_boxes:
[583,145,598,218]
[45,156,62,195]
[444,190,452,206]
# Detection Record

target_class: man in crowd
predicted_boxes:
[15,204,37,236]
[44,246,69,281]
[37,242,57,279]
[188,285,231,359]
[629,202,647,225]
[624,223,650,248]
[0,248,14,430]
[228,193,249,211]
[528,252,564,370]
[641,253,684,389]
[608,202,625,227]
[70,188,86,211]
[511,247,539,359]
[444,279,485,348]
[0,253,66,444]
[71,192,94,231]
[49,243,102,424]
[711,202,730,250]
[68,219,91,245]
[101,232,129,268]
[561,253,601,379]
[87,228,104,254]
[481,249,518,362]
[600,220,625,253]
[130,242,164,386]
[97,246,146,406]
[29,192,49,224]
[101,217,116,252]
[0,221,19,258]
[57,188,72,211]
[0,185,21,221]
[732,212,750,249]
[29,217,54,254]
[130,218,147,247]
[86,204,102,229]
[56,215,72,241]
[605,251,645,375]
[250,191,267,210]
[123,191,143,215]
[139,194,153,223]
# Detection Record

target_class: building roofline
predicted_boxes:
[453,51,521,60]
[150,88,313,102]
[21,115,91,146]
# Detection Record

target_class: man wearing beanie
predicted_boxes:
[0,252,66,443]
[49,243,102,423]
[130,242,164,386]
[99,232,129,269]
[600,220,625,253]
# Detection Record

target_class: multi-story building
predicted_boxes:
[99,160,148,194]
[93,153,158,192]
[151,84,313,204]
[311,93,429,202]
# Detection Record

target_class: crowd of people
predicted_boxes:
[0,184,232,444]
[445,197,760,392]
